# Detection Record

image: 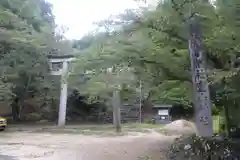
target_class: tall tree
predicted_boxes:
[71,0,240,135]
[0,0,64,120]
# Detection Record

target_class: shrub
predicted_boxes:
[167,135,240,160]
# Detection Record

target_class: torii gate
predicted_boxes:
[48,54,76,127]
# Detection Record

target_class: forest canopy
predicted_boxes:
[1,0,240,127]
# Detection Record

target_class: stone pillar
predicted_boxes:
[58,61,68,127]
[188,15,213,137]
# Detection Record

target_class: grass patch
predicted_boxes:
[23,123,164,136]
[213,115,221,133]
[122,123,164,133]
[123,123,163,129]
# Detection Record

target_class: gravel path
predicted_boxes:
[0,130,176,160]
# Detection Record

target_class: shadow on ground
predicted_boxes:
[0,155,17,160]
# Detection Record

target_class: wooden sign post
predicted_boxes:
[188,15,213,137]
[112,90,121,132]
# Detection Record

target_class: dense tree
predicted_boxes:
[0,0,64,120]
[72,0,240,129]
[1,0,240,131]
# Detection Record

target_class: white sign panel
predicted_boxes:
[158,109,169,116]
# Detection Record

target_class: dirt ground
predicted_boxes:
[0,125,177,160]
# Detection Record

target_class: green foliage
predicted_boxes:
[1,0,240,127]
[0,0,63,107]
[71,0,240,115]
[168,135,240,159]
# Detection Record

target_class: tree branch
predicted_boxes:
[171,0,197,22]
[138,57,191,82]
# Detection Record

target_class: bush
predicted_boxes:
[23,112,42,121]
[167,135,240,160]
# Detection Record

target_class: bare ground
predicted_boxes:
[0,126,177,160]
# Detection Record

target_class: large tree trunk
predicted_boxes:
[11,98,20,122]
[223,105,231,136]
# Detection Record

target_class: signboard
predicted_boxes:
[158,109,169,116]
